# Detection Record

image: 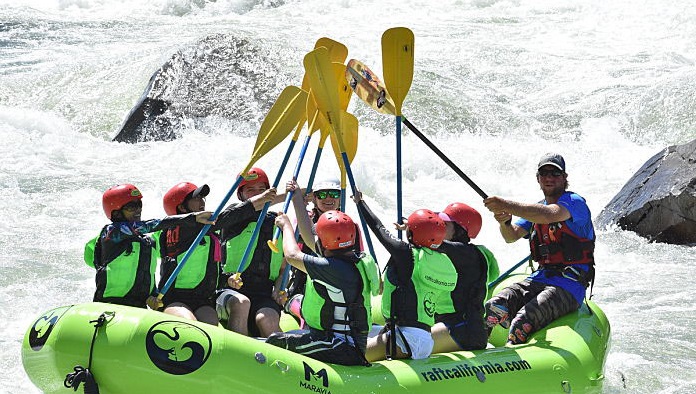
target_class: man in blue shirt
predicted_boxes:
[483,153,596,344]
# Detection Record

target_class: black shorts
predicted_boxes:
[444,319,488,351]
[266,330,366,366]
[164,290,216,311]
[247,293,282,336]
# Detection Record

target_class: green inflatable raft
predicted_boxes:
[22,273,610,393]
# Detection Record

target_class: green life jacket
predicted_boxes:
[162,231,219,290]
[475,244,500,287]
[302,254,380,339]
[84,232,159,300]
[223,221,283,280]
[382,247,457,327]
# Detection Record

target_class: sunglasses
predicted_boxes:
[537,169,564,177]
[121,200,143,211]
[315,190,341,200]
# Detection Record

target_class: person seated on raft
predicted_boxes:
[158,182,237,325]
[267,210,380,366]
[215,167,288,337]
[483,152,595,345]
[430,202,498,352]
[353,191,457,361]
[85,184,214,310]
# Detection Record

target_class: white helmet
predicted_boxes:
[313,178,341,191]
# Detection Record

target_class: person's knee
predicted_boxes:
[256,308,281,335]
[507,316,534,345]
[195,306,219,325]
[227,294,251,313]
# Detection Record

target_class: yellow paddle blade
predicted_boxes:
[294,39,343,136]
[303,47,342,138]
[330,111,359,172]
[250,85,308,163]
[333,62,352,111]
[315,37,349,63]
[346,58,396,116]
[306,89,328,136]
[381,27,414,116]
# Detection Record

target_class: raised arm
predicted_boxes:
[287,179,317,253]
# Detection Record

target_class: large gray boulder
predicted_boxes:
[112,33,295,143]
[596,139,696,245]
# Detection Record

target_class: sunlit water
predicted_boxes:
[1,1,695,393]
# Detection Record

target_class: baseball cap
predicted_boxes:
[537,153,566,172]
[189,184,210,199]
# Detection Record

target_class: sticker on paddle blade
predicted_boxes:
[345,59,396,115]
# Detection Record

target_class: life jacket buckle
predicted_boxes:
[562,266,583,282]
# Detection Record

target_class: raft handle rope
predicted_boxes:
[64,311,114,393]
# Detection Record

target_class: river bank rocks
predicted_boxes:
[597,139,696,245]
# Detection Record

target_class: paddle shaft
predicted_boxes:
[235,137,301,273]
[488,255,531,289]
[339,151,379,263]
[402,117,488,199]
[278,136,329,291]
[271,135,312,245]
[396,116,403,238]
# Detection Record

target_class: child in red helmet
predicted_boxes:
[84,184,213,310]
[267,210,380,365]
[215,167,287,337]
[430,202,499,352]
[157,182,240,325]
[352,192,458,361]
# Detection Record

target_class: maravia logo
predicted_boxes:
[301,362,330,393]
[28,306,71,351]
[145,321,212,375]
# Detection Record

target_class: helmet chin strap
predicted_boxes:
[316,238,325,256]
[111,210,126,222]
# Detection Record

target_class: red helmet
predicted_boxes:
[407,209,445,249]
[102,184,142,220]
[237,167,270,200]
[163,182,209,215]
[442,202,482,239]
[316,210,356,251]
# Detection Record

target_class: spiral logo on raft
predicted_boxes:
[28,306,72,351]
[145,321,212,375]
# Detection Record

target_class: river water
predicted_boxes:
[1,0,695,393]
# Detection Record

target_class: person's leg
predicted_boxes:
[194,305,220,326]
[364,330,410,362]
[218,291,251,335]
[255,307,282,337]
[163,302,196,320]
[266,331,364,365]
[485,280,542,329]
[247,296,282,337]
[430,322,461,353]
[433,320,488,352]
[507,284,579,344]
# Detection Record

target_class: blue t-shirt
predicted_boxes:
[514,191,594,305]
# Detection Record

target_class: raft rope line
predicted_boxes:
[64,311,114,394]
